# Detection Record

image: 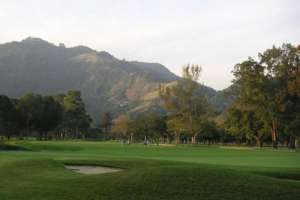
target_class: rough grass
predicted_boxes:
[0,141,299,200]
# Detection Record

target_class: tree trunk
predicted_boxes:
[271,120,278,149]
[44,131,49,140]
[76,127,80,139]
[130,134,133,144]
[285,140,289,148]
[167,136,170,144]
[191,134,197,144]
[175,132,180,144]
[26,117,30,140]
[38,132,42,140]
[255,136,263,148]
[288,135,296,149]
[144,135,147,145]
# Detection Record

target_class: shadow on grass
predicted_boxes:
[0,143,29,151]
[254,171,300,181]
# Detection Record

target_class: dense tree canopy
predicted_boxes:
[0,95,18,139]
[62,91,92,139]
[160,64,210,144]
[0,91,92,140]
[227,44,300,148]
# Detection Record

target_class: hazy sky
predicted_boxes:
[1,0,299,90]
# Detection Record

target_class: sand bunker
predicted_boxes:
[65,165,123,175]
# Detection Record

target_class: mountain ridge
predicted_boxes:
[0,37,233,123]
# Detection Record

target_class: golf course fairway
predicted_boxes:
[0,141,299,200]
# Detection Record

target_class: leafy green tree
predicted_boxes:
[160,64,208,144]
[125,116,145,143]
[243,111,268,147]
[1,91,91,140]
[17,93,44,138]
[225,102,270,147]
[231,44,300,149]
[123,114,167,145]
[63,91,92,139]
[112,115,131,143]
[199,120,220,145]
[0,95,18,140]
[261,44,300,149]
[166,116,186,144]
[233,57,279,148]
[224,105,244,145]
[145,113,167,145]
[36,96,63,140]
[101,112,113,140]
[16,94,63,140]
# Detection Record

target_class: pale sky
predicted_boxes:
[0,0,299,90]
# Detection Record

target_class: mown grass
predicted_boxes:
[0,141,299,200]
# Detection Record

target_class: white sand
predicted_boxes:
[65,165,123,175]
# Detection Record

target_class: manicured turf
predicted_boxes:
[0,141,299,200]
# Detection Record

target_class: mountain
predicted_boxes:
[0,37,233,123]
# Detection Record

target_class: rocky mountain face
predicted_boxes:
[0,37,233,123]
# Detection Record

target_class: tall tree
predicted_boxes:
[231,44,300,148]
[0,95,18,140]
[224,105,244,145]
[112,115,132,143]
[63,91,92,139]
[17,93,44,138]
[260,44,300,149]
[160,64,208,144]
[16,94,64,139]
[144,113,167,145]
[101,112,113,140]
[225,104,268,147]
[36,96,63,140]
[199,120,220,145]
[166,116,188,144]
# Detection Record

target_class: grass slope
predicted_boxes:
[0,141,299,200]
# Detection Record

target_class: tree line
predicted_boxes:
[110,64,224,145]
[111,112,223,145]
[0,91,92,140]
[111,44,299,149]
